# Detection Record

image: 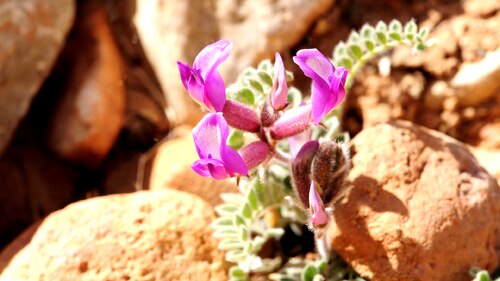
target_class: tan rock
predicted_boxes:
[0,0,75,155]
[471,146,500,184]
[328,120,500,281]
[47,5,125,168]
[0,190,227,281]
[134,0,334,126]
[149,127,237,206]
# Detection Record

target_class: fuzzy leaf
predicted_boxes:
[221,193,245,203]
[389,19,403,32]
[339,56,353,69]
[249,236,265,253]
[212,216,233,226]
[301,264,318,281]
[288,87,303,107]
[228,130,245,150]
[347,31,360,44]
[240,226,249,241]
[414,42,426,52]
[258,60,273,71]
[252,179,268,206]
[376,31,387,45]
[404,20,417,35]
[418,28,429,40]
[333,42,346,58]
[364,39,376,52]
[248,78,264,93]
[286,70,294,82]
[258,71,273,86]
[215,203,240,216]
[241,203,253,219]
[213,228,239,238]
[360,24,375,39]
[233,88,255,105]
[375,21,387,32]
[388,31,402,41]
[219,239,245,250]
[348,44,363,60]
[230,267,248,278]
[226,250,246,263]
[234,214,246,226]
[247,189,259,210]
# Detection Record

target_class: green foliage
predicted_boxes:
[332,19,435,90]
[470,267,500,281]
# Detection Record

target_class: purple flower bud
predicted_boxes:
[260,100,280,127]
[271,52,288,110]
[192,113,248,180]
[293,49,348,124]
[309,181,329,227]
[222,100,261,133]
[291,140,319,207]
[177,40,232,112]
[270,105,312,140]
[239,141,270,170]
[311,141,350,206]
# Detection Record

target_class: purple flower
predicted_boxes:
[177,40,232,112]
[309,181,329,227]
[271,52,288,110]
[293,49,348,124]
[192,113,248,180]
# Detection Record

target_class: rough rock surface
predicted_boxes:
[0,0,75,155]
[46,5,126,168]
[328,121,500,281]
[149,127,237,206]
[0,190,227,281]
[134,0,333,125]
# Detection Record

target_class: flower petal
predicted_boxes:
[293,48,334,83]
[192,158,231,180]
[177,62,206,108]
[288,128,312,158]
[221,145,248,176]
[192,113,229,159]
[204,69,227,112]
[311,80,333,124]
[271,52,288,110]
[193,40,233,79]
[309,181,329,227]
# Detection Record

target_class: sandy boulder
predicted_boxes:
[328,120,500,281]
[0,190,227,281]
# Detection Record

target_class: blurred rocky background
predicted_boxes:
[0,0,498,280]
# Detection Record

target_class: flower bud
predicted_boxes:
[270,105,312,140]
[311,141,350,206]
[260,100,280,127]
[239,141,271,170]
[291,140,319,207]
[222,100,261,133]
[309,182,328,228]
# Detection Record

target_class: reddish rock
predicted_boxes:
[0,190,227,281]
[0,0,75,155]
[149,127,237,206]
[328,121,500,281]
[47,5,126,168]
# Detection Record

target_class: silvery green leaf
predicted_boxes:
[360,24,375,39]
[212,216,233,226]
[418,28,429,40]
[312,275,325,281]
[251,178,268,205]
[230,267,248,278]
[388,31,402,41]
[389,19,403,32]
[234,214,246,226]
[231,88,255,105]
[404,20,417,34]
[215,202,240,216]
[258,60,273,71]
[258,71,273,86]
[219,239,245,250]
[339,56,353,69]
[288,87,302,107]
[213,227,239,238]
[228,130,245,150]
[375,21,387,32]
[286,70,294,82]
[333,41,346,58]
[363,39,376,52]
[248,78,264,93]
[348,44,363,60]
[241,202,253,219]
[413,42,425,53]
[226,250,246,263]
[375,31,387,45]
[301,264,318,281]
[240,226,248,241]
[347,31,360,44]
[249,236,265,252]
[246,189,259,210]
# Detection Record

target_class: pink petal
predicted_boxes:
[288,128,312,158]
[177,62,206,108]
[309,182,329,227]
[271,52,288,110]
[311,80,332,124]
[204,70,226,112]
[293,49,334,83]
[192,113,229,159]
[220,145,248,176]
[192,158,231,180]
[193,40,233,79]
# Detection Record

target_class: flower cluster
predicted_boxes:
[177,40,349,229]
